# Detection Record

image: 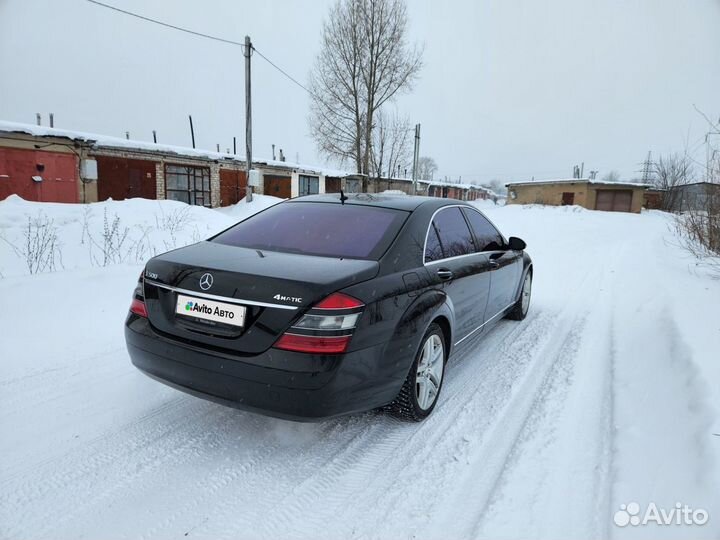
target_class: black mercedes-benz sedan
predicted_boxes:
[125,194,532,421]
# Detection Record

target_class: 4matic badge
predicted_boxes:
[273,294,303,304]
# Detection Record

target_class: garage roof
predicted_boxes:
[505,178,651,188]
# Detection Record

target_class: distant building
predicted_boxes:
[665,182,720,212]
[643,188,665,210]
[505,178,649,213]
[425,181,490,201]
[357,175,490,201]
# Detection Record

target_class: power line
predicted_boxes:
[85,0,246,48]
[252,47,314,96]
[84,1,314,99]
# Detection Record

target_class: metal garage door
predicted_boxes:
[595,189,632,212]
[263,175,291,198]
[325,177,341,193]
[219,169,246,206]
[97,157,156,201]
[299,175,319,196]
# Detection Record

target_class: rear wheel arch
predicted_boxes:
[432,315,452,361]
[379,290,452,402]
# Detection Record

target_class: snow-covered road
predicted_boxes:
[1,200,718,540]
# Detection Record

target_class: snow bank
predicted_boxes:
[0,195,279,277]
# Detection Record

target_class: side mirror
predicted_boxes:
[508,236,526,251]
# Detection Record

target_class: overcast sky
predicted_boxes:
[1,0,719,184]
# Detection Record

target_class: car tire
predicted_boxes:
[388,323,446,422]
[506,270,532,321]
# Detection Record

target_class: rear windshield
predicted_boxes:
[211,202,408,260]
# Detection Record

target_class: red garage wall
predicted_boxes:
[0,147,78,202]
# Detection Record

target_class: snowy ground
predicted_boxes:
[1,196,718,540]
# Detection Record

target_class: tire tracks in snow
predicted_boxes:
[193,298,591,539]
[1,394,236,539]
[227,311,557,540]
[226,318,543,540]
[134,415,382,540]
[338,253,613,540]
[462,241,625,539]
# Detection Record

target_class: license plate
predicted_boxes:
[176,294,246,328]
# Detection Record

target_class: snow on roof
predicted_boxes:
[337,174,489,192]
[505,177,652,188]
[429,181,491,191]
[0,120,355,178]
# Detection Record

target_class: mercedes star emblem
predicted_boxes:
[199,273,214,291]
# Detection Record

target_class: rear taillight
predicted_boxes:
[314,292,364,310]
[274,334,352,354]
[129,272,147,318]
[273,292,364,355]
[130,298,148,318]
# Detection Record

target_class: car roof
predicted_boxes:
[287,193,471,212]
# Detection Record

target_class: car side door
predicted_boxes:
[424,207,493,341]
[461,207,523,323]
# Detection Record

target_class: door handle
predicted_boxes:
[489,259,500,269]
[437,268,453,280]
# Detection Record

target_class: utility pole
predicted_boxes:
[188,115,196,148]
[244,35,253,202]
[411,123,421,195]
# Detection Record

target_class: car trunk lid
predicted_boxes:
[142,241,378,354]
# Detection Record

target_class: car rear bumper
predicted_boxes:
[125,315,400,421]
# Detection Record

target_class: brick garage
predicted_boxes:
[89,149,222,207]
[0,120,356,206]
[506,179,648,213]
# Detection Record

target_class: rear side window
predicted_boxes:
[462,208,504,251]
[424,224,444,262]
[430,207,475,259]
[212,202,407,260]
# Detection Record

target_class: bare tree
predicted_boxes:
[484,179,505,196]
[371,108,412,180]
[416,156,438,181]
[675,190,720,258]
[653,153,694,211]
[309,0,422,188]
[601,170,621,182]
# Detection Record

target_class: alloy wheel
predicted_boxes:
[521,273,532,315]
[415,334,444,410]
